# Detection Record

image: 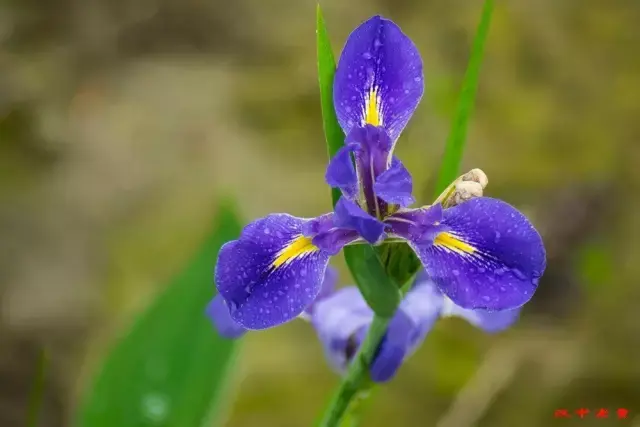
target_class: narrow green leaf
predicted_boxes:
[344,246,401,317]
[317,5,400,316]
[433,0,494,196]
[316,4,343,206]
[76,199,243,427]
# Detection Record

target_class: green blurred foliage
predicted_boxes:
[1,0,639,426]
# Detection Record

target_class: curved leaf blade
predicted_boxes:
[76,199,243,427]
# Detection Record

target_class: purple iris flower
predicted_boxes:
[311,271,520,382]
[213,15,546,331]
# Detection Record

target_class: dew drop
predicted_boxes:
[482,295,491,302]
[374,38,383,48]
[452,269,460,276]
[512,268,526,280]
[227,300,238,313]
[362,52,372,59]
[264,228,270,235]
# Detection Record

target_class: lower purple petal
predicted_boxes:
[369,278,442,382]
[311,287,374,372]
[411,197,546,311]
[206,295,247,339]
[304,266,339,316]
[215,214,331,330]
[443,300,521,333]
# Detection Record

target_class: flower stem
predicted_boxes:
[318,315,391,427]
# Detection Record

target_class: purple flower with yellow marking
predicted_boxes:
[213,15,546,331]
[311,271,520,382]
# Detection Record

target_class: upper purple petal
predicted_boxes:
[215,214,331,329]
[311,286,374,372]
[373,157,415,207]
[206,294,247,339]
[325,144,359,200]
[334,197,386,244]
[334,15,424,142]
[409,197,546,311]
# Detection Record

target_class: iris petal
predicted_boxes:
[325,144,359,199]
[206,295,247,338]
[334,15,424,142]
[442,299,520,333]
[410,197,546,311]
[215,214,331,329]
[304,266,340,316]
[311,287,374,372]
[373,157,415,207]
[334,197,386,244]
[369,277,442,382]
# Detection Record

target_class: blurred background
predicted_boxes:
[1,0,639,426]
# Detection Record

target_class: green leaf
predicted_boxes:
[76,199,243,427]
[344,245,401,318]
[433,0,494,196]
[316,4,343,207]
[317,5,400,317]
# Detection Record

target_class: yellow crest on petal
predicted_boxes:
[434,232,476,256]
[271,235,318,269]
[364,86,383,126]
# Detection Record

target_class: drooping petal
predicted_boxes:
[441,298,520,333]
[334,15,424,142]
[311,287,374,372]
[215,214,332,330]
[304,266,339,316]
[373,157,415,207]
[206,294,247,339]
[334,196,386,244]
[325,144,359,200]
[410,197,546,311]
[369,277,442,382]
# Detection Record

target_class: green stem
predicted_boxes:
[318,315,391,427]
[26,347,48,427]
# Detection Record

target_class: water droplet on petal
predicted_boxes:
[512,269,527,280]
[362,52,372,59]
[452,269,460,276]
[482,295,491,302]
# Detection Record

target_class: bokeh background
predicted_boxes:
[1,0,639,426]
